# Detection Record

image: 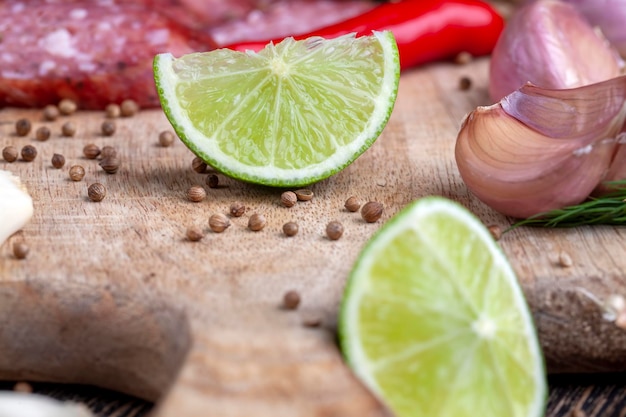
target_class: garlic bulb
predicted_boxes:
[561,0,626,57]
[0,170,34,245]
[489,0,623,102]
[455,77,626,219]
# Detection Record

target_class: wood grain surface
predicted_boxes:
[1,58,625,416]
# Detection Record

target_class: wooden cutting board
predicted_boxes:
[1,58,625,417]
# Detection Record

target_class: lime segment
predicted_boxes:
[154,32,399,187]
[339,197,546,417]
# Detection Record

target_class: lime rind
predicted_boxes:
[154,31,400,187]
[339,197,546,417]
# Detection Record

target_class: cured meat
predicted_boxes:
[0,2,214,109]
[208,0,376,46]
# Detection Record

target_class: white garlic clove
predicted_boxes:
[0,170,34,245]
[455,77,626,218]
[489,0,624,102]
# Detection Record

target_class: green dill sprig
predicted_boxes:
[508,180,626,229]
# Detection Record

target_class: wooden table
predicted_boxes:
[1,56,625,416]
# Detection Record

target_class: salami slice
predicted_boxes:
[0,2,215,109]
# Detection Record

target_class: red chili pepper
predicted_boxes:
[222,0,504,71]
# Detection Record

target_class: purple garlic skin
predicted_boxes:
[489,0,623,102]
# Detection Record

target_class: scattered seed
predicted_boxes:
[12,242,29,259]
[105,103,121,118]
[459,76,472,91]
[83,143,101,159]
[302,315,322,328]
[99,156,120,174]
[61,121,76,137]
[158,131,175,147]
[2,146,18,162]
[344,196,361,212]
[100,145,117,159]
[230,202,246,217]
[209,213,231,233]
[283,290,301,310]
[558,251,573,268]
[69,165,85,181]
[186,226,204,241]
[454,51,473,65]
[43,104,60,121]
[35,126,51,141]
[58,98,77,115]
[51,153,65,169]
[13,381,33,393]
[101,120,116,136]
[248,213,266,231]
[21,145,37,162]
[186,185,206,202]
[326,221,344,240]
[281,191,297,207]
[15,118,31,136]
[120,99,139,117]
[206,174,219,188]
[361,201,384,223]
[295,189,314,201]
[282,221,299,237]
[487,225,502,241]
[87,183,106,202]
[191,156,207,173]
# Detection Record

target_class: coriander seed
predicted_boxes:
[58,98,77,115]
[230,202,246,217]
[61,121,76,137]
[455,51,473,65]
[35,126,51,141]
[99,156,120,174]
[101,120,116,136]
[120,99,139,117]
[248,213,266,231]
[488,225,502,241]
[191,156,207,173]
[186,185,206,202]
[69,165,85,181]
[281,191,297,208]
[100,145,117,159]
[43,104,60,121]
[186,226,204,241]
[105,103,121,118]
[2,146,18,162]
[206,174,219,188]
[326,221,344,240]
[209,213,231,233]
[87,182,106,202]
[51,153,65,169]
[13,382,33,393]
[283,290,301,310]
[21,145,37,162]
[295,188,314,201]
[12,242,29,259]
[344,196,361,212]
[83,143,101,159]
[282,221,298,237]
[15,118,31,136]
[361,201,384,223]
[158,131,175,147]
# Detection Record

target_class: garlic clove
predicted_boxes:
[561,0,626,58]
[455,77,626,219]
[0,170,34,245]
[489,0,624,102]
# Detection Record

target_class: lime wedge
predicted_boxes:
[153,32,399,187]
[339,197,546,417]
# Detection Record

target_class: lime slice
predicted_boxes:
[153,31,399,187]
[339,197,546,417]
